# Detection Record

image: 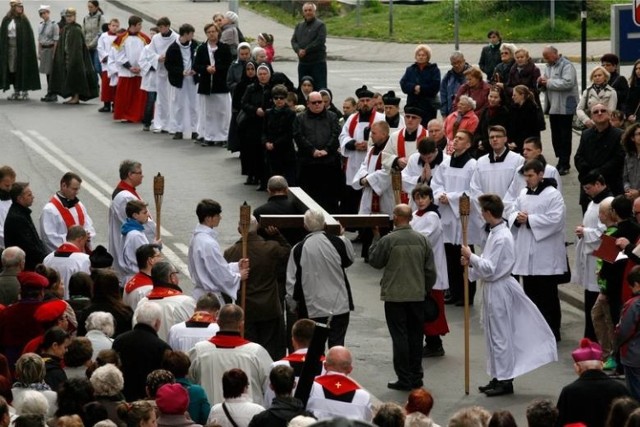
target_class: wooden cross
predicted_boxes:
[259,187,391,234]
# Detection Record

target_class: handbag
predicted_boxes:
[424,293,439,322]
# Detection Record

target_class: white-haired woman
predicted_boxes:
[90,364,126,427]
[443,95,479,154]
[576,65,618,129]
[85,311,114,361]
[12,353,57,418]
[220,11,240,58]
[491,42,516,87]
[400,44,441,125]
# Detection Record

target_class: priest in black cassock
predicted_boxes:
[49,7,98,104]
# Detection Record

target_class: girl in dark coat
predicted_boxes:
[506,48,541,106]
[508,85,541,153]
[400,44,441,125]
[474,86,510,158]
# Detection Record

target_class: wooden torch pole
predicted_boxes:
[153,173,164,241]
[239,201,251,336]
[391,170,402,205]
[459,192,471,395]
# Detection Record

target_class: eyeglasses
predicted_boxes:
[592,109,608,115]
[130,171,142,175]
[310,100,323,105]
[273,96,285,100]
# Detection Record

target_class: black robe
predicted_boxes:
[49,22,98,100]
[0,14,40,91]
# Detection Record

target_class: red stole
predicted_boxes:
[366,149,384,213]
[54,243,82,255]
[124,273,153,294]
[396,126,427,158]
[347,112,376,139]
[209,333,250,348]
[147,286,183,300]
[50,196,85,228]
[115,181,141,200]
[315,374,360,395]
[282,352,325,363]
[188,311,216,324]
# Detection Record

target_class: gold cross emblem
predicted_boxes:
[335,382,342,389]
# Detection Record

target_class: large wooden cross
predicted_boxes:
[259,187,392,234]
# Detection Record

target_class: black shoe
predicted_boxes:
[98,103,111,112]
[558,167,569,176]
[387,380,412,391]
[191,132,199,140]
[422,346,445,358]
[202,140,213,147]
[484,380,513,397]
[173,132,183,140]
[478,378,499,393]
[244,177,255,185]
[411,380,424,389]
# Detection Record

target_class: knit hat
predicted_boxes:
[89,245,114,269]
[156,383,189,414]
[571,338,603,363]
[355,85,374,99]
[17,272,49,288]
[224,11,238,24]
[34,300,67,323]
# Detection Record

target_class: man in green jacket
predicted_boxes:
[368,203,437,391]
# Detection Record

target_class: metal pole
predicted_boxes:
[581,0,587,92]
[550,0,555,31]
[454,0,460,51]
[389,0,394,37]
[229,0,238,14]
[356,0,360,27]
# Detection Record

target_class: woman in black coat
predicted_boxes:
[230,61,257,154]
[241,63,274,190]
[474,86,510,158]
[193,22,233,146]
[508,85,541,153]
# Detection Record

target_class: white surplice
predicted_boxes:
[573,197,610,292]
[39,195,96,253]
[352,145,394,217]
[339,111,385,185]
[504,164,563,207]
[147,31,178,131]
[410,210,449,290]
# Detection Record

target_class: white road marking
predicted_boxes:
[174,243,190,257]
[12,130,189,275]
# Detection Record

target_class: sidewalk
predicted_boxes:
[108,0,611,64]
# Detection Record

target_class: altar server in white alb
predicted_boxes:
[508,159,567,342]
[0,166,16,249]
[409,184,449,358]
[462,193,557,397]
[165,23,198,141]
[339,85,385,214]
[470,125,523,240]
[43,225,91,299]
[40,172,96,254]
[108,160,156,283]
[146,17,178,133]
[96,18,119,113]
[431,130,478,306]
[402,138,445,208]
[188,199,249,304]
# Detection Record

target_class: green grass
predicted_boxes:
[243,0,615,43]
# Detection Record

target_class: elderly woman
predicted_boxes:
[400,44,441,125]
[85,311,114,360]
[575,65,618,129]
[13,389,49,419]
[491,43,516,86]
[453,66,491,116]
[508,85,541,153]
[623,123,640,200]
[443,95,479,154]
[219,11,239,58]
[506,47,541,106]
[404,388,441,427]
[90,364,125,427]
[475,86,510,157]
[12,353,58,417]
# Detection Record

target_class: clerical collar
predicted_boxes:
[161,31,172,37]
[404,128,418,141]
[372,139,388,154]
[489,148,509,163]
[592,188,612,204]
[180,40,190,46]
[526,178,557,195]
[386,114,400,128]
[484,219,504,232]
[0,189,9,201]
[415,203,440,218]
[450,150,472,168]
[56,192,79,208]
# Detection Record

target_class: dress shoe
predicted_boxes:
[191,132,199,140]
[558,167,569,176]
[142,125,150,132]
[478,378,499,393]
[172,132,183,140]
[202,140,213,147]
[98,103,111,112]
[387,381,412,391]
[484,380,513,397]
[422,346,445,358]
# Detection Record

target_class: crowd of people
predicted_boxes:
[4,0,640,426]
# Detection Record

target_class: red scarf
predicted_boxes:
[366,149,384,213]
[115,181,141,200]
[50,196,85,228]
[315,374,360,395]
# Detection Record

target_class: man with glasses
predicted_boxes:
[134,260,195,342]
[575,104,625,214]
[440,51,470,117]
[108,160,156,284]
[382,106,427,174]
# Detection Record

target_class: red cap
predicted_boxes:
[34,300,67,323]
[17,272,49,288]
[156,383,189,414]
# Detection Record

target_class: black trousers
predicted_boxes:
[311,312,350,349]
[384,301,424,386]
[445,243,476,303]
[584,289,599,341]
[522,275,562,340]
[245,316,286,361]
[549,114,574,168]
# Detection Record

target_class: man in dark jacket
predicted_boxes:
[4,182,46,271]
[292,91,342,213]
[164,23,198,141]
[291,2,327,90]
[249,365,309,427]
[112,300,171,401]
[440,52,470,117]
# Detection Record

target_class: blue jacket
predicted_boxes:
[400,62,441,119]
[439,63,470,116]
